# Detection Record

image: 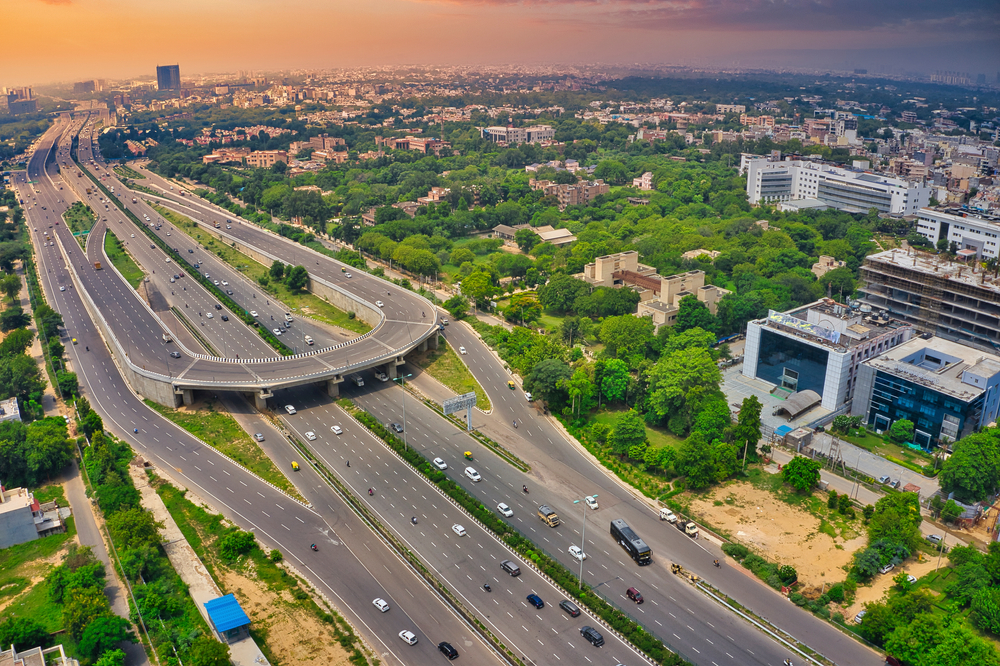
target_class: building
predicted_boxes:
[245,150,287,169]
[583,250,654,288]
[0,486,68,549]
[529,178,610,210]
[636,270,730,329]
[913,208,1000,259]
[480,125,554,144]
[205,594,251,644]
[681,248,721,261]
[852,337,1000,448]
[308,133,346,151]
[812,255,847,279]
[492,223,577,247]
[859,247,1000,351]
[743,299,915,412]
[716,104,746,114]
[156,64,181,91]
[73,80,96,93]
[0,643,79,666]
[632,172,653,190]
[745,158,932,216]
[0,396,21,423]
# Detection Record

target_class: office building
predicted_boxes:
[245,150,287,169]
[745,158,931,216]
[852,337,1000,448]
[156,64,181,91]
[913,208,1000,260]
[480,125,554,144]
[716,104,746,113]
[743,299,914,412]
[858,248,1000,351]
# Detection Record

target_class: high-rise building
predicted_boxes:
[156,64,181,91]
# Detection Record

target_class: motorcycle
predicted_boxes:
[368,488,374,496]
[522,485,529,494]
[311,544,318,552]
[411,517,418,525]
[483,583,491,592]
[714,559,721,568]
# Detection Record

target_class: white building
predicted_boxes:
[632,172,653,190]
[480,125,554,145]
[745,158,932,216]
[913,208,1000,259]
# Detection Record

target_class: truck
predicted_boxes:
[94,262,102,270]
[350,374,364,387]
[537,505,560,527]
[676,520,699,538]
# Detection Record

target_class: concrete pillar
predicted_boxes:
[326,379,340,398]
[386,363,397,380]
[181,389,194,406]
[254,392,269,411]
[428,334,439,350]
[419,339,428,352]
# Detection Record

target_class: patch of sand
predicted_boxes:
[842,555,944,619]
[219,570,356,666]
[690,482,864,588]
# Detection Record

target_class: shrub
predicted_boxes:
[348,311,356,320]
[828,490,839,509]
[827,583,845,604]
[778,565,798,585]
[218,529,257,561]
[269,549,283,563]
[722,543,750,560]
[838,493,852,514]
[790,592,807,606]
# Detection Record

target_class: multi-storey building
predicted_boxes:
[245,150,288,168]
[745,158,932,216]
[156,64,181,91]
[913,208,1000,259]
[851,336,1000,448]
[632,172,654,190]
[858,248,1000,351]
[480,125,554,144]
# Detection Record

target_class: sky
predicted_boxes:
[3,0,999,86]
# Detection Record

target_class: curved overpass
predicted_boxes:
[31,116,439,407]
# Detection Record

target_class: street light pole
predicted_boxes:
[572,495,596,590]
[393,373,413,451]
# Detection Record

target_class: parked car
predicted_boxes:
[854,610,867,624]
[926,534,943,544]
[879,563,895,575]
[878,475,891,484]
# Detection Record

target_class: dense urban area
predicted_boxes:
[1,63,1000,666]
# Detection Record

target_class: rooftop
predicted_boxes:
[762,298,911,351]
[205,594,251,633]
[864,248,1000,295]
[866,336,1000,402]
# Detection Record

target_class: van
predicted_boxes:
[626,587,644,604]
[464,467,481,482]
[305,336,314,346]
[284,314,293,323]
[351,374,364,387]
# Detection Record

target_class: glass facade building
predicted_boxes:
[756,329,830,395]
[866,370,982,448]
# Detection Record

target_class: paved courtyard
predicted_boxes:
[721,365,833,434]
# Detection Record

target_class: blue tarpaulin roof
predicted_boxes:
[205,594,250,633]
[775,425,794,438]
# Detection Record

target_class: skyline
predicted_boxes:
[4,0,1000,86]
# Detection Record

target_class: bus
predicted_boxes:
[610,519,652,565]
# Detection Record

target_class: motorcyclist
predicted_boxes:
[311,544,318,551]
[411,517,417,525]
[483,583,491,592]
[522,485,528,493]
[368,488,374,496]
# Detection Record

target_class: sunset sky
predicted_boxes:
[4,0,999,85]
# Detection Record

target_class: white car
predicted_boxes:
[525,392,533,402]
[285,405,296,415]
[272,328,282,335]
[331,425,343,435]
[432,457,448,470]
[568,545,587,561]
[372,598,390,612]
[464,467,481,482]
[345,272,352,278]
[59,286,66,291]
[305,431,316,441]
[250,310,258,317]
[584,496,599,510]
[459,346,467,355]
[253,433,265,442]
[222,281,228,286]
[375,300,384,308]
[206,313,214,319]
[452,524,467,537]
[497,502,513,518]
[398,630,418,646]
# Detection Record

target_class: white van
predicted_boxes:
[465,467,481,482]
[284,405,297,415]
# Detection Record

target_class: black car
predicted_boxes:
[500,560,521,576]
[559,600,580,617]
[169,351,181,359]
[193,263,200,269]
[214,304,222,310]
[188,249,194,253]
[526,593,544,609]
[391,423,404,433]
[221,315,229,321]
[580,626,604,647]
[437,642,458,660]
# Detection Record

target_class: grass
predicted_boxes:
[152,203,371,335]
[104,230,144,289]
[62,201,96,249]
[835,428,933,468]
[144,398,304,502]
[592,407,684,450]
[408,336,491,410]
[113,164,145,179]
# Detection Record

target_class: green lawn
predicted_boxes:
[153,204,370,335]
[836,428,933,467]
[409,336,492,410]
[114,164,145,180]
[592,408,683,450]
[104,231,143,289]
[145,399,304,501]
[62,201,96,249]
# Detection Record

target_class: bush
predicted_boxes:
[778,565,798,584]
[828,490,839,509]
[218,529,257,561]
[722,543,750,560]
[348,311,356,320]
[269,549,283,563]
[827,583,845,603]
[790,592,807,606]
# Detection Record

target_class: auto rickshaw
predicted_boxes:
[291,461,300,471]
[464,451,473,461]
[507,380,515,390]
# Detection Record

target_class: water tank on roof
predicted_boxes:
[860,304,872,313]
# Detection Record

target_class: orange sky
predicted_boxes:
[4,0,998,85]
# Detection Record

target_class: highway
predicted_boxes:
[19,116,503,666]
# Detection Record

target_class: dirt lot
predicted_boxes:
[690,481,866,588]
[842,555,942,620]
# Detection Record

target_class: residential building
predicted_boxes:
[529,178,610,210]
[745,158,932,216]
[716,104,746,114]
[417,186,451,205]
[0,485,68,549]
[308,133,346,150]
[851,337,1000,448]
[245,150,287,169]
[743,299,915,412]
[0,396,21,423]
[858,247,1000,351]
[156,64,181,91]
[681,248,721,261]
[636,270,730,329]
[0,644,79,666]
[812,255,847,279]
[913,208,1000,259]
[632,172,654,190]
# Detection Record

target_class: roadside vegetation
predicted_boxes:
[103,230,143,289]
[62,201,96,248]
[408,336,491,410]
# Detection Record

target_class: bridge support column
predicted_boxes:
[326,377,343,398]
[254,389,273,412]
[428,333,439,350]
[181,389,193,406]
[385,363,397,380]
[419,339,428,352]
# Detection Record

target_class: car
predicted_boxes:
[254,433,265,442]
[437,642,458,660]
[432,457,448,470]
[526,593,544,609]
[391,423,404,433]
[464,467,481,482]
[878,475,891,484]
[580,626,604,647]
[213,280,219,286]
[906,574,917,584]
[169,351,181,359]
[305,431,317,441]
[204,273,210,278]
[250,311,258,317]
[214,304,222,310]
[375,300,384,308]
[345,272,352,278]
[226,290,233,295]
[222,281,229,286]
[273,328,282,335]
[372,598,390,612]
[501,559,521,576]
[398,630,417,646]
[626,587,644,604]
[130,233,135,238]
[854,610,867,624]
[173,274,180,279]
[206,313,214,319]
[926,534,943,544]
[559,599,581,617]
[459,346,467,354]
[188,249,194,253]
[568,545,587,561]
[497,502,513,518]
[584,496,598,510]
[879,563,895,575]
[660,508,678,523]
[284,314,293,322]
[452,524,467,537]
[285,405,296,415]
[221,315,229,321]
[525,392,533,401]
[59,285,65,291]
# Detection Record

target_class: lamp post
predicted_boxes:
[393,373,413,451]
[572,495,597,590]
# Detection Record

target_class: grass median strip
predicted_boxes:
[62,201,95,249]
[104,229,143,289]
[409,335,492,411]
[145,398,304,502]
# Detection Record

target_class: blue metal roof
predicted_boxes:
[775,425,794,437]
[205,594,250,633]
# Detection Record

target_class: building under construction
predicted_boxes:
[858,248,1000,352]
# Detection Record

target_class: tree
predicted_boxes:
[57,370,78,397]
[0,353,46,409]
[285,265,308,291]
[560,316,581,346]
[939,430,1000,502]
[218,529,257,560]
[537,274,587,314]
[25,417,73,484]
[523,358,572,404]
[82,410,104,439]
[460,271,495,313]
[609,410,646,455]
[971,587,1000,636]
[888,419,914,444]
[600,358,629,403]
[269,260,286,280]
[733,395,763,466]
[188,635,232,666]
[0,617,49,651]
[506,292,542,325]
[560,367,593,415]
[594,159,629,185]
[868,492,923,551]
[79,615,132,661]
[674,294,716,333]
[0,328,33,357]
[0,306,31,332]
[106,507,164,550]
[443,294,468,320]
[598,315,654,365]
[32,303,63,338]
[660,327,717,357]
[450,248,475,266]
[677,433,717,489]
[782,456,821,492]
[885,614,1000,666]
[692,399,731,442]
[514,228,539,253]
[942,499,963,523]
[647,348,723,436]
[63,587,112,639]
[0,273,21,303]
[94,650,127,666]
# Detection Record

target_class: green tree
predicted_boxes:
[692,399,731,442]
[63,587,112,639]
[594,159,629,185]
[888,419,914,444]
[106,507,164,550]
[94,649,127,666]
[885,614,1000,666]
[609,410,646,455]
[32,303,63,338]
[971,587,1000,636]
[79,615,132,661]
[942,499,963,523]
[523,358,572,404]
[0,306,31,332]
[188,635,232,666]
[460,271,495,313]
[218,529,257,560]
[600,358,629,403]
[450,247,475,266]
[677,433,717,489]
[599,315,654,364]
[733,395,763,466]
[82,410,104,439]
[285,265,309,291]
[647,347,723,436]
[506,292,542,325]
[537,274,587,313]
[868,491,923,551]
[560,367,593,416]
[0,328,33,357]
[939,430,1000,502]
[443,294,468,320]
[514,228,539,253]
[660,327,717,357]
[57,370,78,397]
[0,617,49,651]
[0,274,21,303]
[782,456,821,492]
[674,294,716,333]
[269,260,286,280]
[25,417,73,484]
